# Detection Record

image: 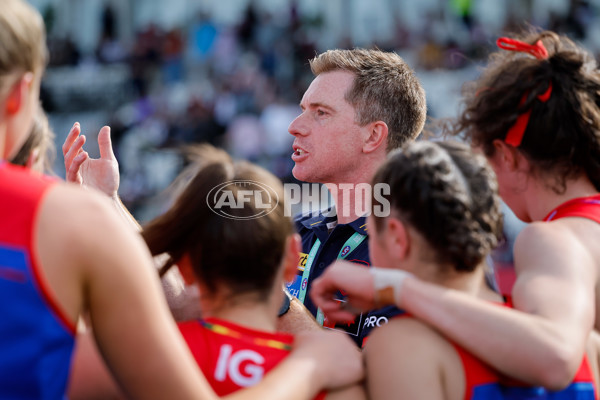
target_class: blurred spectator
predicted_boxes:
[37,0,600,225]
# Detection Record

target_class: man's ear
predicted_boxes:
[385,217,410,261]
[283,233,301,284]
[4,73,34,115]
[363,120,388,154]
[176,253,196,286]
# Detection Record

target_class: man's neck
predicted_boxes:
[325,182,368,225]
[321,155,385,225]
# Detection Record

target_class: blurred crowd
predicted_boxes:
[36,0,600,221]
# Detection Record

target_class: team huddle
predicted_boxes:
[2,0,600,399]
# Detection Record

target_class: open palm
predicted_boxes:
[63,123,120,197]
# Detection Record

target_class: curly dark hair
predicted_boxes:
[372,141,503,273]
[452,30,600,192]
[142,145,293,300]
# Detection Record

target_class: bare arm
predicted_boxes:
[226,330,364,400]
[312,223,596,388]
[68,330,125,400]
[325,385,366,400]
[49,188,361,399]
[585,330,600,399]
[401,223,594,388]
[277,297,321,333]
[39,187,217,400]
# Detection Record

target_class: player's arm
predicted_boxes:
[226,330,363,400]
[40,186,217,400]
[68,330,125,400]
[325,385,366,400]
[364,318,446,400]
[397,223,594,389]
[277,297,321,333]
[312,223,595,389]
[586,330,600,398]
[48,187,361,400]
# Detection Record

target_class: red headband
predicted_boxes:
[496,37,549,60]
[496,37,552,147]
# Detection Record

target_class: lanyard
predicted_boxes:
[296,231,366,325]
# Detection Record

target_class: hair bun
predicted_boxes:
[549,52,584,76]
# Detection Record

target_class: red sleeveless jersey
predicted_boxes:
[179,317,326,399]
[390,309,595,399]
[0,163,75,399]
[544,194,600,223]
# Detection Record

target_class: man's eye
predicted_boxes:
[317,109,326,116]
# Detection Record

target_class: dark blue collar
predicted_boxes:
[300,207,368,235]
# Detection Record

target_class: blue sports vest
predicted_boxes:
[0,163,75,399]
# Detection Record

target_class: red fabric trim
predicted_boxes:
[543,194,600,223]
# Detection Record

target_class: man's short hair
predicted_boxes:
[310,48,427,151]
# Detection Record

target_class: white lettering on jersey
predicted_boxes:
[363,315,389,329]
[214,344,266,387]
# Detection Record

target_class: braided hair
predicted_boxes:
[372,141,502,272]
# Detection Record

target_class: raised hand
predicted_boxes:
[63,123,120,198]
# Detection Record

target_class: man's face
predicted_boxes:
[288,70,368,184]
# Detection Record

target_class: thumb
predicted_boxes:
[98,126,116,160]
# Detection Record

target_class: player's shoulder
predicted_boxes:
[363,315,459,387]
[366,316,451,355]
[39,182,126,244]
[516,221,590,262]
[48,182,115,217]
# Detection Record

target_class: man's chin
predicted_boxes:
[292,168,319,183]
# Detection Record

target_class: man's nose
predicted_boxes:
[288,113,308,137]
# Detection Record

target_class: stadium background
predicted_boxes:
[26,0,598,285]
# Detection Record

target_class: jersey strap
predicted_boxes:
[544,194,600,223]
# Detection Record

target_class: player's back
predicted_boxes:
[365,314,596,400]
[179,318,325,399]
[0,163,75,399]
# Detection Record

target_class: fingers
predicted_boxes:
[63,122,81,157]
[67,151,89,184]
[308,274,336,309]
[97,126,116,160]
[321,309,357,324]
[64,134,86,173]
